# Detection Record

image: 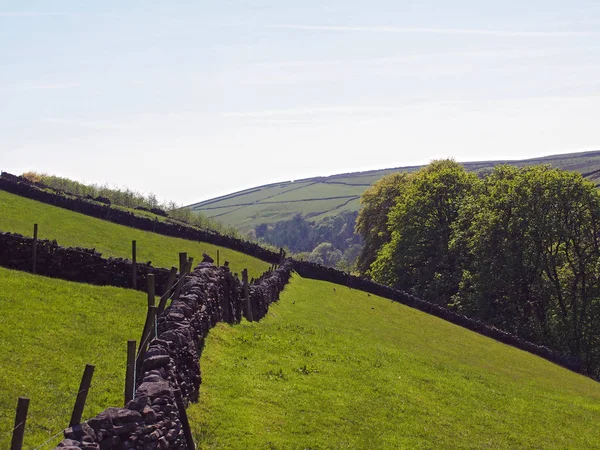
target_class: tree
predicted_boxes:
[355,172,413,275]
[369,160,480,305]
[452,165,600,374]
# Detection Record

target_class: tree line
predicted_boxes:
[251,211,362,271]
[21,172,240,237]
[356,160,600,377]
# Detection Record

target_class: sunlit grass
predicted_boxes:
[189,275,600,449]
[0,267,146,448]
[0,189,269,278]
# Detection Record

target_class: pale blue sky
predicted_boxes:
[1,1,599,204]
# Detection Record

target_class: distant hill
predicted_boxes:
[188,150,600,232]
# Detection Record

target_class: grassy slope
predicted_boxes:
[0,189,269,279]
[189,276,600,449]
[188,150,600,232]
[0,267,146,448]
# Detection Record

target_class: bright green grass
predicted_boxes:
[0,267,146,449]
[0,190,269,279]
[189,275,600,449]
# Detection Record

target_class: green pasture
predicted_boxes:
[0,189,269,279]
[189,275,600,449]
[0,268,146,448]
[187,150,600,232]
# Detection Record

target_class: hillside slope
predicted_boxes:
[189,275,600,448]
[188,150,600,232]
[0,189,269,278]
[0,268,146,448]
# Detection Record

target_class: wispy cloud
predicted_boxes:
[42,117,124,130]
[0,11,69,17]
[253,46,600,69]
[224,103,458,119]
[271,24,600,37]
[26,82,81,90]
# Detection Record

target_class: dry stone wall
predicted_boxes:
[292,260,584,375]
[0,172,281,264]
[55,260,293,450]
[0,231,175,294]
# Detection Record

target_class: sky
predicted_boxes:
[1,0,599,205]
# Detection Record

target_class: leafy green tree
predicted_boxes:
[355,172,413,274]
[453,165,600,374]
[370,160,480,304]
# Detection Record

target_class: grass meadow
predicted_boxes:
[189,275,600,449]
[0,189,269,279]
[0,267,146,449]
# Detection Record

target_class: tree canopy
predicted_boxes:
[357,160,600,377]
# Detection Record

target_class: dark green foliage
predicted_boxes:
[369,160,480,304]
[355,172,413,274]
[255,211,361,269]
[22,172,239,237]
[452,165,600,374]
[361,160,600,377]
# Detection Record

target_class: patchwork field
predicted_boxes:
[189,276,600,449]
[0,267,146,449]
[0,189,269,279]
[188,150,600,232]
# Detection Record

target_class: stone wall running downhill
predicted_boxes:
[55,260,293,450]
[0,231,175,295]
[0,172,281,264]
[291,260,584,376]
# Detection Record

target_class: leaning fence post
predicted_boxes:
[32,224,38,274]
[178,252,187,274]
[173,261,192,301]
[10,397,29,450]
[137,305,158,374]
[242,268,253,322]
[147,273,155,307]
[157,267,178,316]
[174,389,196,450]
[132,240,137,290]
[125,340,136,405]
[69,364,95,427]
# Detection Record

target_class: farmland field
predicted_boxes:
[188,150,600,232]
[189,275,600,449]
[0,189,269,279]
[0,268,146,449]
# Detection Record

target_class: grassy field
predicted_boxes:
[0,189,269,279]
[189,275,600,449]
[0,267,146,448]
[188,150,600,232]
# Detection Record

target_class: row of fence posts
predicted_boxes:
[19,224,283,449]
[13,244,202,449]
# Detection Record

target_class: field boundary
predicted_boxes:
[54,260,293,449]
[0,172,280,264]
[0,231,176,295]
[292,260,586,378]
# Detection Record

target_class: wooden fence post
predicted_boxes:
[32,224,38,274]
[125,340,136,405]
[132,240,137,290]
[242,269,253,322]
[178,252,187,274]
[174,389,196,450]
[10,397,29,450]
[157,267,177,316]
[147,273,155,307]
[69,364,95,427]
[173,261,192,301]
[137,305,158,373]
[216,249,220,266]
